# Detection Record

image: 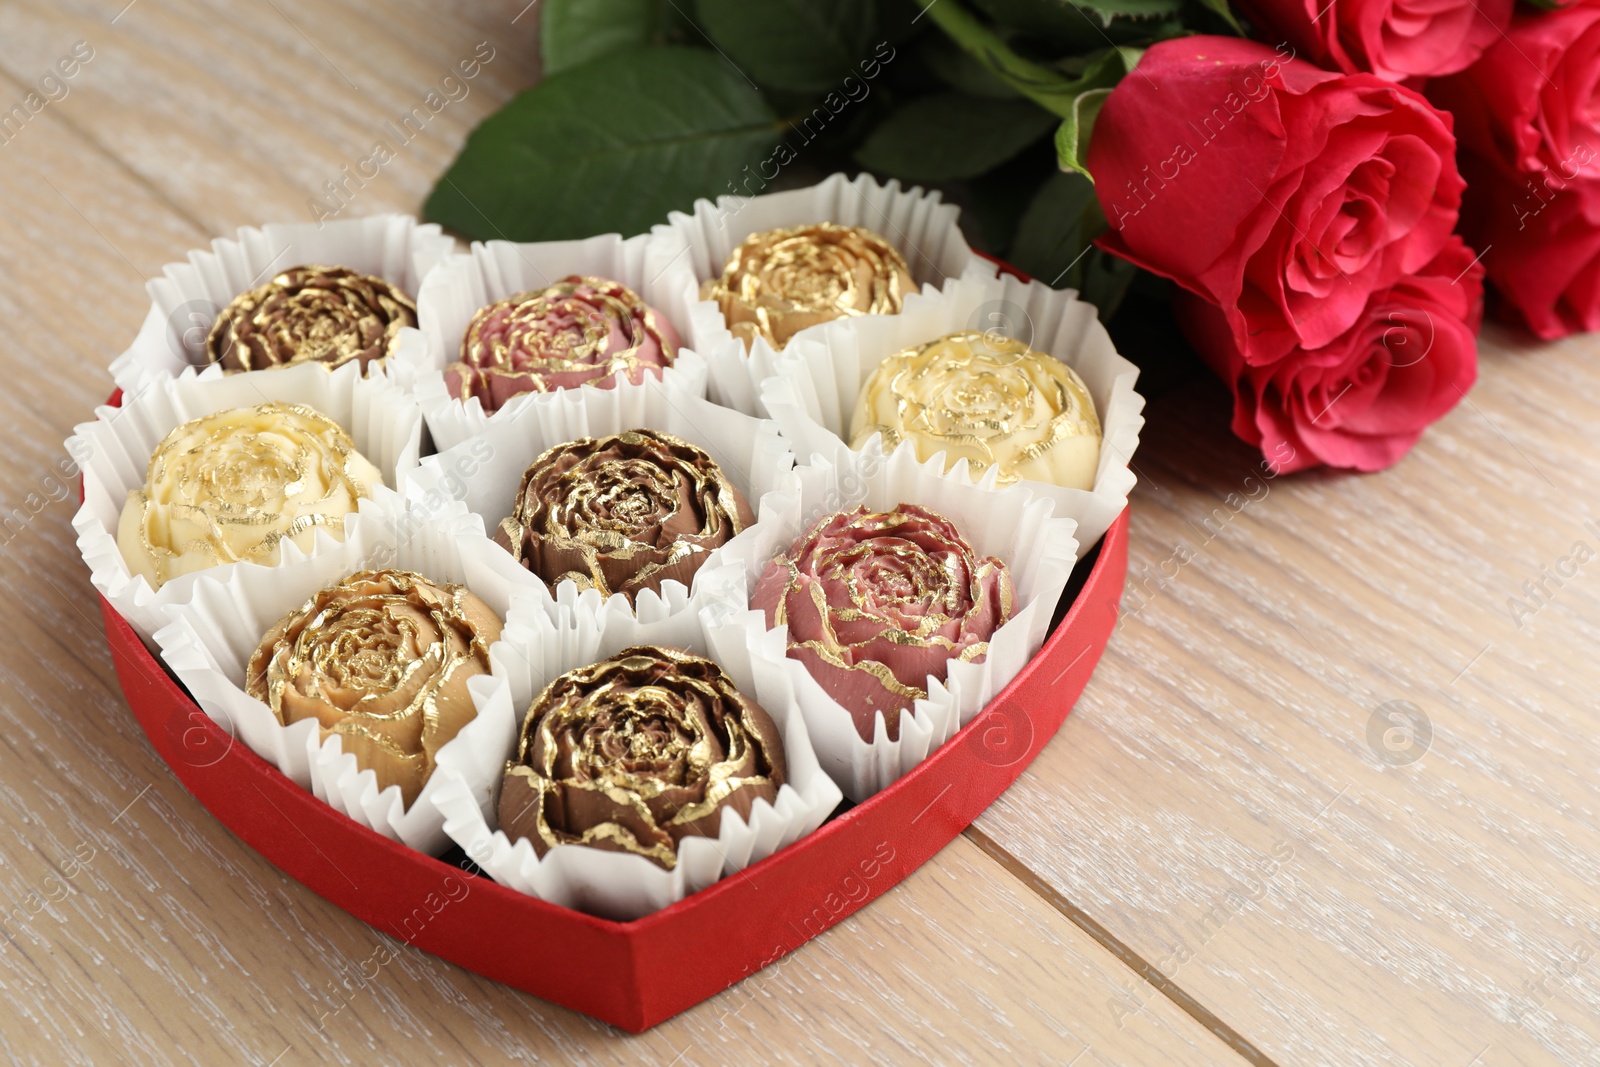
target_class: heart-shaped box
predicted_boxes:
[97,507,1126,1031]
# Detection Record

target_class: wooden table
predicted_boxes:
[2,2,1595,1063]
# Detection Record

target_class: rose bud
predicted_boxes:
[207,264,417,373]
[752,504,1014,742]
[117,402,383,589]
[497,645,786,870]
[247,569,502,807]
[701,223,917,351]
[849,331,1101,491]
[445,275,680,414]
[494,429,755,602]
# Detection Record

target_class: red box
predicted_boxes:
[97,510,1126,1031]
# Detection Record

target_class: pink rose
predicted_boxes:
[751,504,1013,742]
[446,275,680,413]
[1177,239,1483,473]
[1237,0,1511,82]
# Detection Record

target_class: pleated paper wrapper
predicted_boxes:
[151,491,537,856]
[387,232,711,452]
[711,445,1079,802]
[71,359,424,644]
[430,594,843,921]
[650,171,974,417]
[109,213,454,396]
[759,270,1144,554]
[402,374,800,617]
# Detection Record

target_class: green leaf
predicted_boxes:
[1053,86,1109,180]
[1007,170,1136,320]
[920,33,1020,99]
[541,0,656,75]
[693,0,884,92]
[963,143,1061,253]
[854,92,1058,181]
[1080,243,1138,320]
[915,1,1128,120]
[968,0,1101,45]
[1190,0,1244,34]
[1007,170,1098,283]
[425,47,781,242]
[1074,0,1182,24]
[969,0,1178,44]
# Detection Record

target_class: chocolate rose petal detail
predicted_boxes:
[849,331,1102,491]
[446,275,679,414]
[496,429,755,602]
[115,402,384,590]
[752,504,1015,742]
[207,265,416,373]
[246,569,503,807]
[702,223,916,351]
[498,646,786,870]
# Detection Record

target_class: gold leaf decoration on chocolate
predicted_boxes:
[849,331,1102,491]
[445,275,680,413]
[497,645,786,870]
[116,402,383,589]
[700,223,916,350]
[247,569,502,807]
[751,503,1014,743]
[207,265,417,373]
[494,429,755,602]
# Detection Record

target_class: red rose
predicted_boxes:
[1178,239,1483,473]
[1428,3,1600,338]
[1454,160,1600,339]
[1430,3,1600,183]
[1090,38,1464,368]
[1236,0,1510,82]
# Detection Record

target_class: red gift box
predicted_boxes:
[97,507,1126,1031]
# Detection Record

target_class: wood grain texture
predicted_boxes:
[975,337,1600,1066]
[0,2,1239,1063]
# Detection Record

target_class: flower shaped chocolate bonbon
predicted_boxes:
[702,223,915,350]
[446,275,679,413]
[494,429,754,602]
[498,645,787,870]
[850,331,1103,491]
[247,569,502,807]
[116,402,383,589]
[752,503,1014,741]
[207,264,417,372]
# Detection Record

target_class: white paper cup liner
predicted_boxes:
[712,445,1079,802]
[71,359,425,644]
[431,594,842,921]
[759,270,1144,553]
[389,233,711,452]
[651,171,975,416]
[109,214,454,396]
[403,374,799,620]
[152,492,525,855]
